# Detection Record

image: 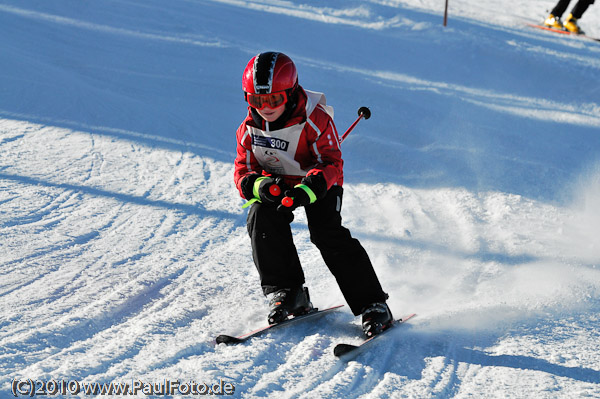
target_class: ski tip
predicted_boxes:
[399,313,417,323]
[333,343,359,358]
[215,335,244,345]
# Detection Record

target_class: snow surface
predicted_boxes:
[1,0,600,397]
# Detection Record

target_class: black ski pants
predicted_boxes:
[246,185,388,315]
[552,0,595,19]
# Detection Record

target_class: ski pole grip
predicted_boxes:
[269,184,281,197]
[281,196,294,208]
[358,106,371,120]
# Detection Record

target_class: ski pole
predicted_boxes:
[281,196,294,208]
[261,107,372,209]
[443,0,449,26]
[268,184,281,197]
[340,106,371,143]
[241,181,283,208]
[280,106,372,208]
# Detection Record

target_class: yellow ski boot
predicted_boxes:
[544,14,564,30]
[563,14,581,34]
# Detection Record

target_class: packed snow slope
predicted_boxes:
[1,0,600,398]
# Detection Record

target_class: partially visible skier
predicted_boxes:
[544,0,595,33]
[233,51,393,337]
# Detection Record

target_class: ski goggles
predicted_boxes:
[245,91,288,110]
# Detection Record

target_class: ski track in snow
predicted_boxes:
[1,0,600,398]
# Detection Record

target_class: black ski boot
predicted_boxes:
[361,302,394,338]
[267,286,313,324]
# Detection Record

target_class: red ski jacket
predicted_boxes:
[234,87,344,198]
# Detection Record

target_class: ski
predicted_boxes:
[333,313,416,359]
[526,23,600,42]
[216,304,344,345]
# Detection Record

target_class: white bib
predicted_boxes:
[248,90,333,177]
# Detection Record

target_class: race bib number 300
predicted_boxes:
[252,134,289,152]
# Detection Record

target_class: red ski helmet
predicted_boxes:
[242,52,298,95]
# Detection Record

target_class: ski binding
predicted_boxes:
[216,304,344,345]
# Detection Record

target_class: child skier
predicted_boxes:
[233,51,393,337]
